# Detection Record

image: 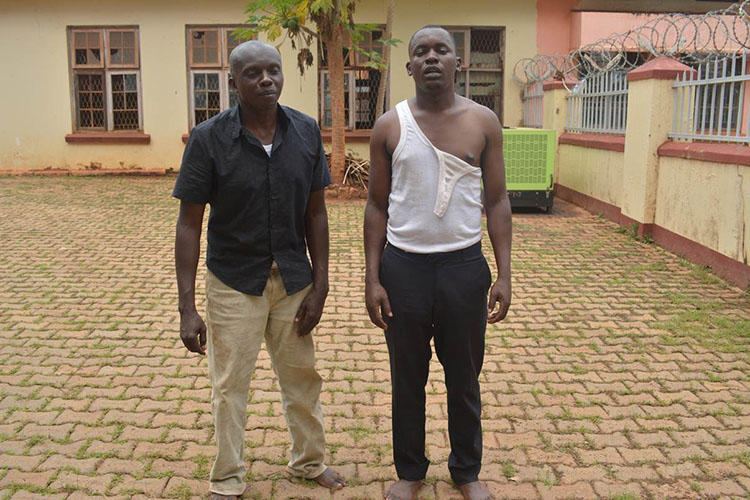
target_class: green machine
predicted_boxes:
[501,128,556,211]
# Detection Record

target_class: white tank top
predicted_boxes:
[386,100,484,253]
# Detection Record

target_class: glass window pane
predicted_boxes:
[93,110,105,127]
[195,92,206,108]
[456,71,467,96]
[124,74,137,91]
[227,30,242,63]
[74,31,86,49]
[88,49,101,65]
[468,70,502,116]
[75,49,87,65]
[111,74,123,91]
[122,48,135,65]
[193,46,204,64]
[452,31,466,66]
[110,48,122,65]
[125,92,138,109]
[228,80,238,108]
[92,92,103,108]
[123,31,135,48]
[194,73,206,90]
[113,92,124,109]
[88,32,100,48]
[110,31,122,47]
[207,73,219,90]
[191,29,220,65]
[80,111,92,127]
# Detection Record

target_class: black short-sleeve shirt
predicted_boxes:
[173,104,331,296]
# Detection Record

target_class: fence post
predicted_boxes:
[622,57,694,235]
[543,80,576,183]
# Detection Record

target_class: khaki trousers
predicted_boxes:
[205,268,327,496]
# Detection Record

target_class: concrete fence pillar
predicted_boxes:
[622,57,695,233]
[542,80,576,181]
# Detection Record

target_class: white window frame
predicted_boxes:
[68,26,143,132]
[189,70,231,128]
[186,25,248,129]
[319,70,355,130]
[106,70,143,131]
[447,26,504,120]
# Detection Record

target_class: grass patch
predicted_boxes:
[655,309,750,352]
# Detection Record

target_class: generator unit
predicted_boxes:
[501,128,555,211]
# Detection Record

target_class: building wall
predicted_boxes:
[0,0,537,171]
[557,145,622,207]
[656,158,750,263]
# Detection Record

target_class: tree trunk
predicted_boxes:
[375,0,394,120]
[327,19,347,184]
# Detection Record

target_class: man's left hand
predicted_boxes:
[487,277,511,324]
[295,285,327,336]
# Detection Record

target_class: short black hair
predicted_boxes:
[408,25,456,55]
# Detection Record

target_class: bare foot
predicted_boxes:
[313,467,345,490]
[384,479,423,500]
[458,481,495,500]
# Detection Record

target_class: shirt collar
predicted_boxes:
[230,104,291,143]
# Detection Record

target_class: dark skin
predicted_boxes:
[175,41,343,494]
[363,27,511,500]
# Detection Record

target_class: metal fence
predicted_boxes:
[565,71,629,134]
[670,53,750,144]
[522,82,544,128]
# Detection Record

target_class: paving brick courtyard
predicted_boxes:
[0,176,748,500]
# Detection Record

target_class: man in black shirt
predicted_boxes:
[173,40,345,499]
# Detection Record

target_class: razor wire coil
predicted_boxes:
[514,0,750,85]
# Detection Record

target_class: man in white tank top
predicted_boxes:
[364,26,512,500]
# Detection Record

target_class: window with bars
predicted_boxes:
[449,27,505,123]
[319,29,387,130]
[68,27,142,131]
[187,26,251,128]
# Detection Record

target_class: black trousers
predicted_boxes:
[380,241,491,485]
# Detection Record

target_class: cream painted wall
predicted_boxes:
[0,0,536,170]
[557,145,623,206]
[656,158,750,263]
[0,0,318,171]
[376,0,537,127]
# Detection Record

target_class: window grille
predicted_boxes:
[670,53,750,144]
[319,29,386,130]
[522,82,544,128]
[450,27,505,123]
[68,27,142,131]
[187,26,252,128]
[566,71,628,134]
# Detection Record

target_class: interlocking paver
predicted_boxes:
[1,176,749,499]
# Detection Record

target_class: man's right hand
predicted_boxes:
[180,309,207,355]
[365,281,392,329]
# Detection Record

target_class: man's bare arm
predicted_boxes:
[175,201,207,353]
[295,189,329,336]
[364,112,396,329]
[480,109,512,323]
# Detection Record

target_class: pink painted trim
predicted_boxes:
[65,131,151,144]
[651,224,749,290]
[555,183,750,290]
[628,56,695,82]
[559,132,626,152]
[658,140,750,166]
[0,168,173,177]
[543,80,578,91]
